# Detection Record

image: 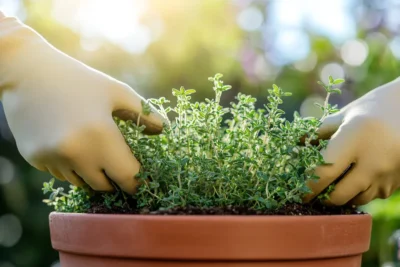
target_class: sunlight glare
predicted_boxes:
[269,0,356,44]
[52,0,152,54]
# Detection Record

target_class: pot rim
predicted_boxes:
[50,211,369,218]
[50,212,372,261]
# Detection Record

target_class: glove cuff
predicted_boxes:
[0,10,5,20]
[0,15,44,53]
[0,16,45,98]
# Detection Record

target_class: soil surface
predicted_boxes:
[87,202,362,216]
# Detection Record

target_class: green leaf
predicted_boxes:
[333,78,345,84]
[330,88,342,95]
[148,98,158,105]
[172,88,180,96]
[314,103,324,111]
[141,100,152,115]
[215,73,223,79]
[272,84,279,94]
[185,89,196,95]
[329,76,334,84]
[221,85,232,91]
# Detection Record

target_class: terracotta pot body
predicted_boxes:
[50,212,372,267]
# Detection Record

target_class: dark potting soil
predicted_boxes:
[87,202,362,216]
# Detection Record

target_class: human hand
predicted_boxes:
[303,77,400,206]
[0,16,164,194]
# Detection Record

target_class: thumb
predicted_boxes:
[317,112,344,140]
[111,82,166,135]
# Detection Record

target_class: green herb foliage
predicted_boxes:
[43,74,343,212]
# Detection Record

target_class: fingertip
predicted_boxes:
[302,170,332,203]
[47,167,67,182]
[113,108,165,135]
[74,168,115,192]
[323,196,346,206]
[144,109,167,135]
[302,180,321,203]
[104,158,141,195]
[349,186,377,206]
[31,161,47,172]
[100,129,143,194]
[301,194,314,204]
[111,82,165,135]
[64,171,86,187]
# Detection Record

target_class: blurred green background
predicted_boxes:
[0,0,400,266]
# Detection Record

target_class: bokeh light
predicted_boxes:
[0,214,22,248]
[366,32,388,47]
[390,37,400,59]
[237,6,263,31]
[253,55,280,81]
[293,52,318,72]
[385,5,400,32]
[320,63,345,84]
[0,157,15,185]
[340,39,369,66]
[300,94,325,118]
[345,65,368,82]
[273,30,310,64]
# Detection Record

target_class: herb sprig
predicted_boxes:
[43,74,343,212]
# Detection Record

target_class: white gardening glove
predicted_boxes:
[304,76,400,206]
[0,13,164,194]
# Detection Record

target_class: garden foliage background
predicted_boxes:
[0,0,400,266]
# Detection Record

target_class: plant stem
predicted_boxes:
[321,92,331,121]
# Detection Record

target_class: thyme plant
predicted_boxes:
[43,74,343,212]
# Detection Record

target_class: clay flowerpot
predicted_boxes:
[49,212,372,267]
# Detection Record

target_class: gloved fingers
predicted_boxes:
[324,164,369,206]
[111,82,165,135]
[303,122,358,203]
[29,159,47,172]
[316,112,344,140]
[72,165,114,192]
[377,184,393,199]
[62,170,86,187]
[46,166,66,182]
[34,164,47,172]
[349,185,378,206]
[101,125,142,194]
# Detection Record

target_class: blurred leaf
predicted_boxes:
[333,78,345,84]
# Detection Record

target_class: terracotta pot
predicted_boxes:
[49,212,372,267]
